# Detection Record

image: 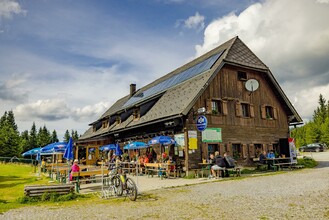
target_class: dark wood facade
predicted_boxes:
[185,64,291,168]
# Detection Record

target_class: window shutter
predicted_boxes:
[273,107,278,119]
[222,100,228,115]
[219,144,225,155]
[206,99,212,113]
[235,102,241,117]
[250,104,255,118]
[242,144,247,158]
[249,144,255,158]
[261,105,266,119]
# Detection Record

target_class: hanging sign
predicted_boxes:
[196,115,208,131]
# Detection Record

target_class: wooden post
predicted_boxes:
[184,127,189,176]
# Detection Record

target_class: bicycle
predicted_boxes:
[107,165,138,201]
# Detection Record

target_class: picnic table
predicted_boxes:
[144,162,177,179]
[264,157,296,171]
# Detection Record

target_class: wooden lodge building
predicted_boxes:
[77,36,302,170]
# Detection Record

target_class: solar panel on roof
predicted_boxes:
[122,50,224,108]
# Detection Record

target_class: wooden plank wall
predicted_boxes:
[188,64,290,162]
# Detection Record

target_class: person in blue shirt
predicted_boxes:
[267,150,275,159]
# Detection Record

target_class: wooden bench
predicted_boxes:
[291,164,304,169]
[144,163,160,177]
[71,169,108,192]
[274,162,295,170]
[24,184,74,197]
[144,163,177,179]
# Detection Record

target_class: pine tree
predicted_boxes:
[37,125,51,147]
[20,130,30,152]
[64,130,70,142]
[29,122,38,149]
[313,94,327,124]
[51,130,59,143]
[0,111,21,157]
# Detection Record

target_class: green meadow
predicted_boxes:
[0,163,50,213]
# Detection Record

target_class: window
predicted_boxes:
[232,144,242,159]
[241,103,250,117]
[115,116,121,124]
[211,100,222,115]
[265,106,274,119]
[235,101,254,118]
[102,120,108,128]
[261,105,277,120]
[207,98,228,115]
[133,108,140,120]
[237,71,247,80]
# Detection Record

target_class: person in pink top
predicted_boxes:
[70,159,80,181]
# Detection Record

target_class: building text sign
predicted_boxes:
[202,128,222,143]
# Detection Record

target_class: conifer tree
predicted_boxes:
[51,130,59,143]
[64,130,70,142]
[29,122,38,149]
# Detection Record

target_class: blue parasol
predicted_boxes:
[63,137,74,160]
[115,143,123,156]
[148,136,176,145]
[123,142,149,150]
[99,144,116,151]
[22,147,42,157]
[40,142,67,154]
[36,150,41,162]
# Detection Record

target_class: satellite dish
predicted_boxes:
[245,79,259,92]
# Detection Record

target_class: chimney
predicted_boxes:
[130,83,136,97]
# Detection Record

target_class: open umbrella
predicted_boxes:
[63,137,73,161]
[99,144,116,151]
[148,136,176,145]
[22,147,42,157]
[63,138,74,183]
[148,136,175,162]
[115,143,123,156]
[40,142,67,154]
[123,142,148,150]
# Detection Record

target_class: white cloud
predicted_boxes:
[72,102,111,122]
[14,98,111,124]
[14,99,71,121]
[184,12,205,30]
[316,0,329,3]
[0,0,26,19]
[195,0,329,121]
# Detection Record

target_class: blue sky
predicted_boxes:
[1,0,329,140]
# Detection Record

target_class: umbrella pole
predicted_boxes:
[101,159,104,196]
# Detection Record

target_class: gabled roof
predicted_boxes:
[79,36,302,141]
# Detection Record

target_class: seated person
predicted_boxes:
[259,151,267,164]
[208,153,215,164]
[211,151,226,178]
[223,152,236,168]
[267,150,275,159]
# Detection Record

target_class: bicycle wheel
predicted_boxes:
[125,177,138,201]
[111,175,123,196]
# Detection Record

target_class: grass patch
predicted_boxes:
[297,157,317,168]
[0,163,89,213]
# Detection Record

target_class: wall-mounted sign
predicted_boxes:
[196,115,208,131]
[202,128,222,143]
[188,130,197,150]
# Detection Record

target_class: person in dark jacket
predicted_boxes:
[210,151,226,178]
[223,152,236,177]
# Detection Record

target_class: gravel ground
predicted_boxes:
[2,153,329,220]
